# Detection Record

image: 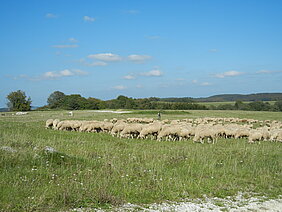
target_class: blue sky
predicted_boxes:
[1,0,282,107]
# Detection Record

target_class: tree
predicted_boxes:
[47,91,65,108]
[274,101,282,111]
[6,90,32,111]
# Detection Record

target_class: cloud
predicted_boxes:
[256,70,282,74]
[52,44,79,48]
[88,61,108,66]
[214,70,243,78]
[42,69,87,79]
[141,69,163,77]
[10,69,88,81]
[46,13,57,18]
[123,75,135,80]
[136,84,143,88]
[83,16,96,22]
[200,82,212,86]
[128,54,152,63]
[113,85,127,90]
[88,53,122,62]
[69,38,78,43]
[192,80,198,84]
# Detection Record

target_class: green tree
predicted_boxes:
[6,90,32,111]
[274,101,282,111]
[47,91,65,108]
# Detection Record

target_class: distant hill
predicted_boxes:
[195,93,282,102]
[155,93,282,103]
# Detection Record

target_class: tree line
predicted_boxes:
[5,90,282,112]
[43,91,207,110]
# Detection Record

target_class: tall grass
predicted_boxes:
[0,110,281,211]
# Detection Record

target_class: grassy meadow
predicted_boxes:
[0,110,282,211]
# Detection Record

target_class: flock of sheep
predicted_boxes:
[45,117,282,143]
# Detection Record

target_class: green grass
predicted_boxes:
[0,110,282,211]
[130,110,191,115]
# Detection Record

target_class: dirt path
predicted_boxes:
[72,194,282,211]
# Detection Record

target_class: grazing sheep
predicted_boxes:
[193,128,217,144]
[57,120,73,131]
[52,119,60,129]
[101,122,114,132]
[234,128,250,139]
[248,130,263,143]
[138,122,162,139]
[111,122,128,137]
[45,119,54,129]
[119,124,143,139]
[157,125,181,141]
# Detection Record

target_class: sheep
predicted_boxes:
[71,120,83,131]
[101,122,114,132]
[119,124,143,139]
[46,117,282,145]
[138,122,162,140]
[157,125,181,141]
[193,128,217,144]
[110,118,118,123]
[269,129,282,142]
[248,130,263,143]
[178,126,195,141]
[161,119,170,124]
[257,127,270,141]
[57,120,73,131]
[234,128,250,139]
[45,119,54,129]
[86,121,103,133]
[111,122,128,137]
[52,119,60,129]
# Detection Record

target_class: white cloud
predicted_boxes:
[136,84,143,88]
[200,82,212,86]
[192,80,198,84]
[88,53,122,62]
[11,69,87,81]
[83,16,96,22]
[113,85,127,90]
[256,70,282,74]
[46,13,57,18]
[141,69,163,77]
[214,70,243,78]
[128,54,152,63]
[52,44,79,48]
[43,69,87,79]
[78,59,108,67]
[69,38,78,43]
[72,69,88,76]
[123,75,135,80]
[88,61,108,66]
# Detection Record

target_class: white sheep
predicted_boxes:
[45,119,54,129]
[119,124,143,139]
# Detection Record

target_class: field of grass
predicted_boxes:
[0,110,282,211]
